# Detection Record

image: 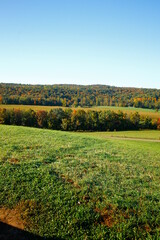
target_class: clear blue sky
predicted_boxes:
[0,0,160,88]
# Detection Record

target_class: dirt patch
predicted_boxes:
[95,204,130,228]
[61,174,81,189]
[0,207,25,230]
[0,201,43,240]
[0,199,41,236]
[143,224,151,232]
[9,158,19,164]
[65,154,75,158]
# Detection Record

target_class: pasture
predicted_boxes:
[86,130,160,140]
[0,125,160,239]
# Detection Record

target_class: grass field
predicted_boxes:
[85,130,160,140]
[0,125,160,239]
[0,104,160,120]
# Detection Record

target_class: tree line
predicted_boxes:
[0,83,160,110]
[0,108,159,131]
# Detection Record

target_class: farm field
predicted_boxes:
[95,106,160,121]
[85,130,160,141]
[0,125,160,239]
[0,104,160,120]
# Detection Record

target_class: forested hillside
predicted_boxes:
[0,83,160,109]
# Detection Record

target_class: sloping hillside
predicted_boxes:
[0,83,160,109]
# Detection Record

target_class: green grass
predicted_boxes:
[84,130,160,140]
[0,125,160,239]
[93,105,159,112]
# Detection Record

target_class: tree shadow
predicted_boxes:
[0,222,63,240]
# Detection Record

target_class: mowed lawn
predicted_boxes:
[0,125,160,239]
[0,104,160,120]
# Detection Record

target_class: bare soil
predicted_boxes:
[0,207,25,230]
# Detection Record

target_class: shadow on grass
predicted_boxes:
[0,222,63,240]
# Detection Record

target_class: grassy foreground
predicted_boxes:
[0,125,160,239]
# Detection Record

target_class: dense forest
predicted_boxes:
[0,83,160,109]
[0,108,159,131]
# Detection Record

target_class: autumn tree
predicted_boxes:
[36,110,48,128]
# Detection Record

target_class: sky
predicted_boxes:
[0,0,160,89]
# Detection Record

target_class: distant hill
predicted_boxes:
[0,83,160,109]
